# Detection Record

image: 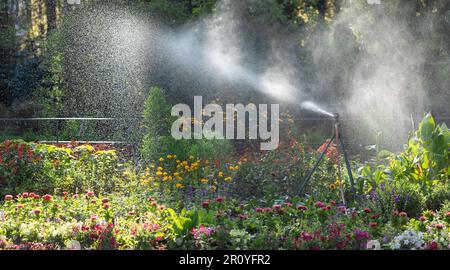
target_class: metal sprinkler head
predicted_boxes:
[333,113,340,120]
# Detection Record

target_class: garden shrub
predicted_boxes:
[425,182,450,211]
[0,140,124,196]
[141,86,234,162]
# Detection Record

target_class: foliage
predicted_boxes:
[357,113,450,217]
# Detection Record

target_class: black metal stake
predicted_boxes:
[297,113,356,201]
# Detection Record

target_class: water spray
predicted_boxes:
[297,110,356,203]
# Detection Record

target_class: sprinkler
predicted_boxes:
[297,112,356,202]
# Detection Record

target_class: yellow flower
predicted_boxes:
[189,155,194,160]
[228,166,235,171]
[159,157,164,162]
[224,177,232,182]
[176,183,184,188]
[329,184,336,190]
[176,176,183,181]
[218,171,224,178]
[156,171,163,176]
[211,186,217,193]
[200,178,209,184]
[157,167,163,171]
[176,160,181,163]
[234,165,239,170]
[173,172,180,177]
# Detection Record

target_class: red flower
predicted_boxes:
[4,195,13,201]
[325,205,332,210]
[102,198,109,204]
[216,197,223,203]
[29,192,36,198]
[297,205,308,211]
[147,197,155,202]
[43,194,52,202]
[17,204,24,209]
[73,194,79,199]
[369,222,378,228]
[151,202,157,207]
[329,200,336,206]
[256,208,263,213]
[371,214,381,219]
[399,212,408,218]
[428,242,438,250]
[392,210,399,217]
[435,224,444,230]
[419,216,427,222]
[33,194,40,200]
[34,209,41,215]
[17,144,25,160]
[91,200,97,204]
[86,191,94,197]
[202,201,210,208]
[62,192,68,197]
[103,203,110,210]
[26,148,33,159]
[364,208,372,214]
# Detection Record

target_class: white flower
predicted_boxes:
[66,240,81,250]
[366,240,381,250]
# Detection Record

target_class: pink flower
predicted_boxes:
[329,200,336,206]
[147,197,154,202]
[102,198,109,204]
[91,215,98,221]
[284,202,293,207]
[22,192,29,198]
[34,209,41,215]
[419,216,427,222]
[435,224,444,230]
[73,194,79,199]
[216,197,223,203]
[103,203,110,210]
[43,194,52,202]
[4,195,13,201]
[272,205,282,211]
[369,222,378,228]
[297,205,308,211]
[315,201,325,208]
[301,232,313,241]
[29,192,36,198]
[17,204,24,209]
[62,192,68,197]
[399,212,408,218]
[364,208,372,214]
[256,208,263,213]
[86,191,94,197]
[33,194,40,200]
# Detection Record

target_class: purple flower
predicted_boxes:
[380,182,385,191]
[354,229,369,241]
